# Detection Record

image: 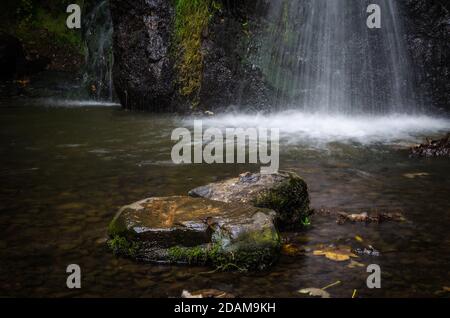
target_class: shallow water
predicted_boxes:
[0,99,449,298]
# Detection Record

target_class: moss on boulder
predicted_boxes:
[189,171,312,229]
[107,196,281,271]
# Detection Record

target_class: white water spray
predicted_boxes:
[260,0,418,114]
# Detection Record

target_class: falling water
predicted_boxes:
[82,0,114,101]
[260,0,418,114]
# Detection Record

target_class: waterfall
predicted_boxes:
[82,0,114,101]
[260,0,418,114]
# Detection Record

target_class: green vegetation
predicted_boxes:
[173,0,221,105]
[301,215,311,227]
[107,209,129,238]
[168,241,280,272]
[1,0,85,55]
[253,172,313,229]
[107,235,140,257]
[168,225,281,271]
[168,245,211,265]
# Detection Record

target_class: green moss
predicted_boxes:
[253,173,312,229]
[10,0,84,53]
[107,210,129,238]
[167,227,281,271]
[168,244,265,272]
[168,245,210,265]
[173,0,221,106]
[107,235,140,257]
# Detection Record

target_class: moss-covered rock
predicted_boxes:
[173,0,220,104]
[189,171,312,229]
[107,196,281,271]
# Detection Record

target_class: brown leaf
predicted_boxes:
[282,244,302,256]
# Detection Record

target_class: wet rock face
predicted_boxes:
[109,0,272,111]
[108,196,281,270]
[198,3,273,111]
[109,0,175,111]
[189,171,312,229]
[401,0,450,110]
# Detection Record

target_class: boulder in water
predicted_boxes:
[189,171,312,229]
[107,196,281,271]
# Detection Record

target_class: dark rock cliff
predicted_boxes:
[110,0,175,111]
[401,0,450,111]
[109,0,272,112]
[109,0,449,112]
[198,1,273,112]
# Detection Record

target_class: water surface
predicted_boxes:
[0,99,449,297]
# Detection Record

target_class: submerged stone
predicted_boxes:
[189,171,312,229]
[107,196,281,271]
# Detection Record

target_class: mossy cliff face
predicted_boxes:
[189,171,312,229]
[107,196,281,271]
[173,0,219,105]
[109,0,272,111]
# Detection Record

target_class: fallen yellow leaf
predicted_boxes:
[355,235,364,242]
[282,244,301,256]
[313,246,358,262]
[347,260,365,268]
[322,280,341,290]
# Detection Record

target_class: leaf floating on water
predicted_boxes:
[282,244,302,256]
[355,235,364,243]
[338,212,369,224]
[322,280,341,290]
[181,290,202,298]
[181,289,235,298]
[298,288,330,298]
[299,280,341,298]
[313,245,358,262]
[347,260,365,268]
[403,172,430,179]
[434,286,450,296]
[352,289,358,298]
[337,210,405,224]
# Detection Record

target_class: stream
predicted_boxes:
[0,98,449,297]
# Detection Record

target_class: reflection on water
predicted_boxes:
[0,100,449,297]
